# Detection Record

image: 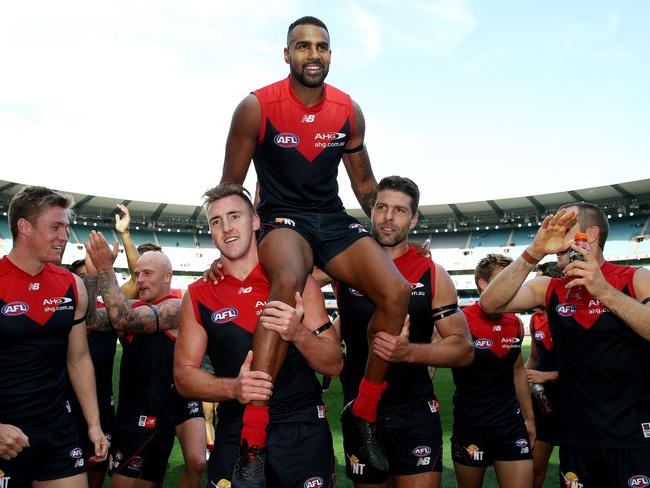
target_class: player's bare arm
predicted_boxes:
[67,274,109,462]
[373,264,474,367]
[260,276,343,377]
[174,294,273,403]
[513,351,536,449]
[115,203,139,299]
[481,210,576,313]
[525,320,558,384]
[342,101,377,217]
[221,94,261,184]
[565,247,650,341]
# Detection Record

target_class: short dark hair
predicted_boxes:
[137,242,162,254]
[534,261,563,278]
[287,16,329,44]
[203,183,255,218]
[558,201,609,250]
[68,259,86,276]
[475,253,513,290]
[374,176,420,216]
[8,186,73,239]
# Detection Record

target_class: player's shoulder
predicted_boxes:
[324,82,353,107]
[254,77,290,103]
[47,263,75,279]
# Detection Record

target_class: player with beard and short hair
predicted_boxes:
[174,183,341,488]
[220,16,411,485]
[333,176,474,488]
[480,202,650,486]
[0,185,108,487]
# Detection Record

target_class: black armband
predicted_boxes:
[72,314,87,325]
[145,304,160,332]
[431,303,460,322]
[343,143,364,154]
[642,296,650,306]
[313,321,333,336]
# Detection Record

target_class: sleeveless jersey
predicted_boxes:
[530,310,556,373]
[115,295,178,433]
[452,303,523,425]
[336,246,438,422]
[546,261,650,447]
[186,264,323,424]
[0,256,79,431]
[253,76,355,215]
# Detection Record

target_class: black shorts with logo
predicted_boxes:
[451,413,532,467]
[208,406,335,488]
[559,444,650,488]
[108,429,175,483]
[257,211,370,268]
[74,400,115,472]
[173,393,204,426]
[0,413,85,486]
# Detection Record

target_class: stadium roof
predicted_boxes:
[1,178,649,232]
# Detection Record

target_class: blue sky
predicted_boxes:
[1,0,648,208]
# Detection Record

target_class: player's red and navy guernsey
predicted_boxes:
[109,296,203,483]
[529,310,559,444]
[187,265,335,488]
[451,303,532,467]
[252,77,369,267]
[546,261,650,485]
[336,245,442,483]
[0,256,86,484]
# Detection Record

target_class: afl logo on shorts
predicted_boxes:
[629,475,650,488]
[211,307,238,324]
[556,303,577,317]
[412,446,432,457]
[2,302,29,316]
[304,477,324,488]
[274,133,300,148]
[69,447,83,459]
[515,439,528,448]
[474,338,493,349]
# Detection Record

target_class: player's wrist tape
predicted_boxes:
[521,249,541,266]
[343,143,364,154]
[145,304,160,332]
[432,303,460,322]
[72,314,87,325]
[313,321,332,336]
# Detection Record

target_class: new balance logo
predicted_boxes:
[28,282,40,291]
[275,217,296,227]
[238,287,252,294]
[301,114,316,123]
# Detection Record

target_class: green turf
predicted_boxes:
[107,343,559,487]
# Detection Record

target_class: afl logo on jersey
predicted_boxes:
[412,446,432,457]
[348,288,364,297]
[556,303,577,317]
[534,331,545,340]
[2,302,29,316]
[211,307,238,324]
[304,477,324,488]
[628,476,650,488]
[274,133,300,147]
[474,339,493,349]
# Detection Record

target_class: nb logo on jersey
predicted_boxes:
[2,302,29,316]
[211,307,238,324]
[274,133,300,147]
[238,287,252,294]
[28,282,40,291]
[493,325,501,331]
[301,114,316,123]
[275,217,296,227]
[304,477,323,488]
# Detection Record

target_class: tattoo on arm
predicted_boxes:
[83,274,112,332]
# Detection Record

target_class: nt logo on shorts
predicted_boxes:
[0,470,12,488]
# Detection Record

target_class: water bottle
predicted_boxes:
[531,383,554,416]
[566,232,590,304]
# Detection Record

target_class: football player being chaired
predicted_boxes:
[174,183,342,488]
[451,254,535,488]
[480,203,650,487]
[0,186,108,487]
[220,15,411,486]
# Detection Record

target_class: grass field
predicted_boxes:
[106,342,559,487]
